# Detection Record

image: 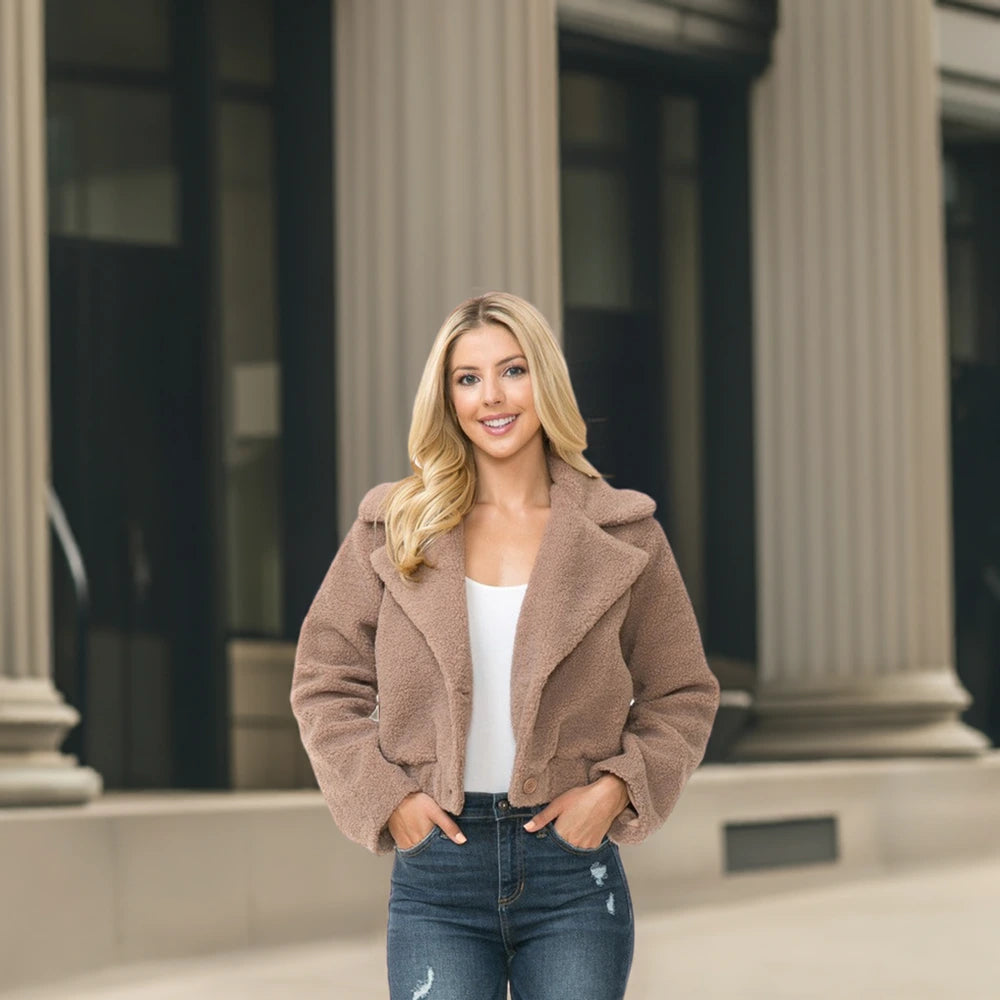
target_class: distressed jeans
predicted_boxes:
[387,792,634,1000]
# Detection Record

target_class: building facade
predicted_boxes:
[1,0,998,803]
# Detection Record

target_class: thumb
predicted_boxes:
[524,803,559,833]
[430,804,467,844]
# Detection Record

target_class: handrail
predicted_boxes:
[47,485,90,761]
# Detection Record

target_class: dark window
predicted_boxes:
[46,0,336,790]
[46,0,222,788]
[944,130,1000,747]
[559,36,757,682]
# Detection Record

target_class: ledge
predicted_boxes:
[558,0,777,74]
[2,754,999,993]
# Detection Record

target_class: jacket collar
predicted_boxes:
[366,455,654,738]
[357,454,655,526]
[543,453,655,526]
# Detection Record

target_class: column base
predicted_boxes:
[0,751,102,805]
[0,678,102,804]
[732,670,991,760]
[0,676,80,751]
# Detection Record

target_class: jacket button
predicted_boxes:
[522,777,538,795]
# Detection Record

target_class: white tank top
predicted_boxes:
[463,577,526,792]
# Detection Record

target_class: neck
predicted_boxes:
[472,438,551,510]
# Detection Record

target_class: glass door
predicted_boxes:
[46,0,216,786]
[558,40,758,686]
[944,129,1000,747]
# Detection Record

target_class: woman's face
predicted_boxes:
[448,323,543,464]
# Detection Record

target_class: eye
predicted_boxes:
[504,365,527,378]
[456,373,479,386]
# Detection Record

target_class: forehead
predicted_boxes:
[449,323,523,368]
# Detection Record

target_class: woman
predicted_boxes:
[291,292,719,1000]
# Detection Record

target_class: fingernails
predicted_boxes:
[523,820,536,832]
[455,833,467,844]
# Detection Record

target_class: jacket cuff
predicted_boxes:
[370,774,422,854]
[588,757,652,845]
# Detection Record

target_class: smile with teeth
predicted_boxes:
[480,414,517,433]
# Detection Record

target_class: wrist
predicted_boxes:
[593,774,629,814]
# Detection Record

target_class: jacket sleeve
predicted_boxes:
[291,516,420,854]
[589,517,720,844]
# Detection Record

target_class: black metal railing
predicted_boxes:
[47,486,89,761]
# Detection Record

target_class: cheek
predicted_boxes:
[449,389,475,427]
[515,382,538,418]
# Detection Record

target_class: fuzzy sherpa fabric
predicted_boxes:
[291,454,720,854]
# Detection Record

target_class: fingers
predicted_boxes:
[523,801,559,832]
[389,793,467,847]
[430,803,467,844]
[524,786,577,831]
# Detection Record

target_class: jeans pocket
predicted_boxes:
[546,824,611,856]
[394,825,440,858]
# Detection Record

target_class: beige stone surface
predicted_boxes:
[112,812,254,963]
[745,0,986,759]
[0,0,101,807]
[5,760,1000,991]
[0,816,117,988]
[334,0,562,534]
[4,856,998,1000]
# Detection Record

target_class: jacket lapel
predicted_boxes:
[509,479,649,737]
[370,523,473,698]
[365,457,653,741]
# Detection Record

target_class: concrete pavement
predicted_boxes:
[5,856,998,999]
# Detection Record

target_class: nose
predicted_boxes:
[483,376,504,406]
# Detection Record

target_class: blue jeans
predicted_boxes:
[387,792,634,1000]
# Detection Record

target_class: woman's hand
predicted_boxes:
[388,791,467,850]
[522,775,630,848]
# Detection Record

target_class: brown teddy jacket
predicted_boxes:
[291,454,720,854]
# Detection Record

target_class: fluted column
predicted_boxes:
[738,0,987,757]
[334,0,561,534]
[0,0,101,803]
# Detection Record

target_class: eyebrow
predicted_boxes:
[451,354,527,373]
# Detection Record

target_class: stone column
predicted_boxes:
[334,0,561,534]
[0,0,101,803]
[737,0,988,758]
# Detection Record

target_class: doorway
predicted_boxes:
[45,0,221,787]
[49,241,210,786]
[557,38,757,675]
[45,0,337,789]
[944,134,1000,747]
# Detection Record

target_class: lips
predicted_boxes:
[479,414,518,435]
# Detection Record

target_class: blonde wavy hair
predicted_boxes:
[382,292,600,579]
